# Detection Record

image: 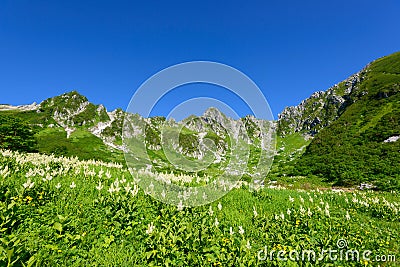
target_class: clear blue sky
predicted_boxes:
[1,0,399,119]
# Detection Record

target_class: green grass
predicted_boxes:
[35,128,124,163]
[358,102,393,133]
[276,132,310,160]
[0,150,398,266]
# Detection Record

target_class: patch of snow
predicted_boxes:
[383,136,400,143]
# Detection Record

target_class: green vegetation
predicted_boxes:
[0,116,37,153]
[35,128,124,163]
[0,151,398,266]
[0,91,125,164]
[287,52,400,191]
[0,52,399,266]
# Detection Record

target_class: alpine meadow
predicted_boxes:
[1,52,399,266]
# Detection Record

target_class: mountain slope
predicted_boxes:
[0,91,125,162]
[1,52,399,190]
[0,93,275,178]
[278,51,400,190]
[122,107,275,183]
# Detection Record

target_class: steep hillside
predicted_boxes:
[0,91,125,162]
[278,66,367,136]
[278,52,400,190]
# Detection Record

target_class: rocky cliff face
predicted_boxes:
[38,91,110,127]
[277,65,370,136]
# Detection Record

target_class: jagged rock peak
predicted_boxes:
[203,107,228,120]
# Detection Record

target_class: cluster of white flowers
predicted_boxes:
[1,149,123,169]
[141,170,213,186]
[23,178,35,189]
[0,165,10,178]
[105,178,139,197]
[349,193,399,215]
[0,149,144,200]
[146,222,155,235]
[274,213,285,220]
[324,204,330,217]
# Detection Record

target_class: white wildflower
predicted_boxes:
[307,208,312,217]
[113,181,121,192]
[238,226,244,235]
[146,222,155,235]
[246,240,251,250]
[214,217,219,227]
[177,201,184,211]
[130,184,139,197]
[253,206,258,218]
[289,196,294,202]
[182,190,190,201]
[209,205,214,216]
[108,184,115,194]
[124,184,131,193]
[70,181,76,189]
[55,183,61,189]
[325,208,330,217]
[96,181,103,191]
[300,205,306,215]
[217,202,222,211]
[287,208,292,216]
[345,211,351,220]
[229,226,234,235]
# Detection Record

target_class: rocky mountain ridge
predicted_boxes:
[1,91,125,150]
[0,91,275,169]
[277,64,369,136]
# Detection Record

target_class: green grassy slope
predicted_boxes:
[35,128,124,163]
[0,110,124,163]
[292,52,400,190]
